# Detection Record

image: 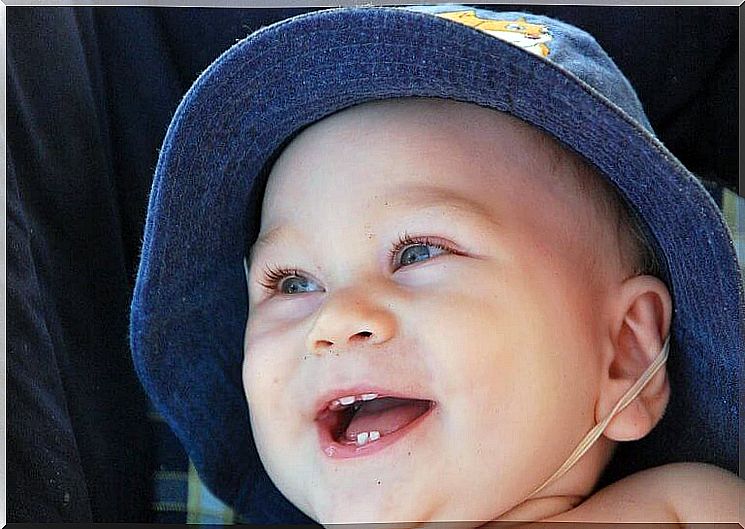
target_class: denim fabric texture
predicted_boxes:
[129,5,744,522]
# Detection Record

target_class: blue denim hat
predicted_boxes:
[130,4,743,523]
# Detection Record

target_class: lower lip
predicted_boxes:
[316,402,436,459]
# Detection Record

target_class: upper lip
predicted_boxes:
[313,383,435,420]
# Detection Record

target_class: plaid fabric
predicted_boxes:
[149,408,243,524]
[147,185,743,525]
[722,188,744,279]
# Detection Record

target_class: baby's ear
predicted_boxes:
[597,275,673,442]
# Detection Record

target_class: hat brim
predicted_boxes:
[130,6,743,522]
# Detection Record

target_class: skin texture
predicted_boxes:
[242,99,737,526]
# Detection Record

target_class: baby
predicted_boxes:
[130,5,743,526]
[242,97,739,525]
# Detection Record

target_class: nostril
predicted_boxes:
[350,331,373,343]
[312,331,375,353]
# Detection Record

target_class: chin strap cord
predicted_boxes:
[526,336,671,499]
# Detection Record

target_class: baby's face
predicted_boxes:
[244,99,620,525]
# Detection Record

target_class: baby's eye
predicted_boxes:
[279,275,320,294]
[390,234,456,269]
[400,240,444,266]
[258,235,460,295]
[259,266,323,295]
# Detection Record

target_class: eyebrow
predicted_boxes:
[248,186,496,263]
[248,224,296,264]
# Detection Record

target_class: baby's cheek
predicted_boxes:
[242,336,320,521]
[242,353,296,489]
[243,329,287,432]
[243,319,312,449]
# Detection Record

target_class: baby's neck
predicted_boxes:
[492,494,585,524]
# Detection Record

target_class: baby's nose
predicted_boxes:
[311,329,374,350]
[305,289,396,355]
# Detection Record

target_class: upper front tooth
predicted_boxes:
[360,393,378,401]
[329,400,342,411]
[339,395,356,406]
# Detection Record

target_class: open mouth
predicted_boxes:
[316,392,436,458]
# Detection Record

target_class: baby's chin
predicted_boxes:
[315,506,486,529]
[306,485,503,529]
[304,484,446,527]
[312,491,417,525]
[269,448,518,527]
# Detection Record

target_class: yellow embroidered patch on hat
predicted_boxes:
[436,10,552,57]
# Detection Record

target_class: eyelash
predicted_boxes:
[257,233,459,293]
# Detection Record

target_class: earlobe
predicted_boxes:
[597,275,673,442]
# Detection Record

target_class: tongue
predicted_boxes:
[344,397,431,441]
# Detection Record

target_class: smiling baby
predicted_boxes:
[131,5,744,526]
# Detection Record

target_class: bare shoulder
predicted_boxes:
[653,463,743,522]
[546,463,743,523]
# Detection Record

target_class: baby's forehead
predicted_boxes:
[261,98,590,218]
[252,99,620,273]
[253,186,496,255]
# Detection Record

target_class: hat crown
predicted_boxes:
[405,5,654,132]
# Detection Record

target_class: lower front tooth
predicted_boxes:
[369,431,380,441]
[356,432,369,445]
